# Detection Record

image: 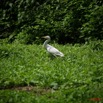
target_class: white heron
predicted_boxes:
[42,36,64,57]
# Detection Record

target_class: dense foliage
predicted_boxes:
[0,41,103,102]
[0,41,103,103]
[0,0,103,43]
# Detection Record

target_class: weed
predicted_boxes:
[0,41,103,103]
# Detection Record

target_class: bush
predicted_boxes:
[0,0,103,44]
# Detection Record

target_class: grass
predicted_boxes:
[0,40,103,103]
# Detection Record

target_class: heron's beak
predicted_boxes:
[42,36,46,39]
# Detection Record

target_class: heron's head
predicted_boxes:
[42,36,50,40]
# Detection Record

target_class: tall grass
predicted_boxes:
[0,41,103,103]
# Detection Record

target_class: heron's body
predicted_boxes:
[42,36,64,57]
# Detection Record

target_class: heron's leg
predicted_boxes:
[48,53,55,60]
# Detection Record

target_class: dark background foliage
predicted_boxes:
[0,0,103,44]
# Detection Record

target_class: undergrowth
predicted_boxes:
[0,40,103,103]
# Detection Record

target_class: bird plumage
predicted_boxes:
[42,36,64,57]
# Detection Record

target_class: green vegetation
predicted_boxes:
[0,0,103,43]
[0,0,103,102]
[0,41,103,103]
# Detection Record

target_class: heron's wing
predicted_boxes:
[46,44,64,57]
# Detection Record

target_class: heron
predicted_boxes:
[42,36,64,57]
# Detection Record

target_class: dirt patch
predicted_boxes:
[12,86,34,91]
[0,86,53,95]
[13,86,52,94]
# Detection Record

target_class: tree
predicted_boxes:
[0,0,103,44]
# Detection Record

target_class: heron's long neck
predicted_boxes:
[43,39,50,49]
